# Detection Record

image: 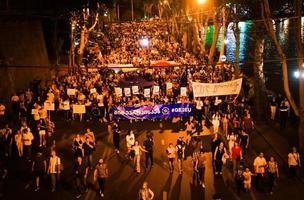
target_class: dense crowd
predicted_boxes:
[0,19,300,200]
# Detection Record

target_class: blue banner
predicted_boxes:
[112,103,194,120]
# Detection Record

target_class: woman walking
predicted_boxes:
[214,142,227,175]
[132,141,147,173]
[267,156,279,195]
[138,181,154,200]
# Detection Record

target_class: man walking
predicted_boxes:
[253,152,267,191]
[74,156,88,198]
[94,158,109,198]
[143,134,154,169]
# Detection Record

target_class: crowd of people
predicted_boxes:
[0,18,300,200]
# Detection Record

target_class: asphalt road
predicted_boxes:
[2,117,304,200]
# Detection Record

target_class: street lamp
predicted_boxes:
[197,0,207,4]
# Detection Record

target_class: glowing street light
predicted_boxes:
[139,38,149,48]
[294,71,300,78]
[197,0,207,4]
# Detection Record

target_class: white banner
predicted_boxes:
[192,78,243,97]
[124,88,131,96]
[108,64,134,68]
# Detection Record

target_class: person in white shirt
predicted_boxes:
[253,152,267,190]
[126,131,135,159]
[166,143,176,173]
[22,129,34,160]
[212,111,221,134]
[48,150,61,192]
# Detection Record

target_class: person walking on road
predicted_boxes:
[143,134,154,169]
[214,142,227,175]
[267,156,279,195]
[235,169,244,194]
[31,150,47,191]
[93,158,109,198]
[74,156,88,198]
[253,152,267,191]
[126,130,135,159]
[231,142,243,175]
[243,168,252,192]
[22,128,34,161]
[279,101,288,130]
[194,150,207,188]
[138,181,154,200]
[48,150,62,192]
[132,141,147,173]
[82,137,94,169]
[288,147,301,178]
[239,130,249,158]
[15,130,23,157]
[112,122,121,153]
[176,144,184,174]
[270,97,277,120]
[166,143,176,173]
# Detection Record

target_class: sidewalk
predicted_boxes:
[254,120,304,182]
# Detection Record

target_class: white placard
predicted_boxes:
[44,101,55,111]
[72,104,86,114]
[180,87,187,96]
[67,88,76,96]
[166,82,172,90]
[144,88,150,98]
[132,86,139,94]
[90,88,97,94]
[153,86,160,95]
[124,88,131,97]
[114,87,122,97]
[192,78,243,97]
[63,101,70,110]
[31,109,38,115]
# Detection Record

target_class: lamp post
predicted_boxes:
[131,0,134,21]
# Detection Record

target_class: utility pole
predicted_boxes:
[131,0,134,21]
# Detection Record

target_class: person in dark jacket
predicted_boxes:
[31,150,47,191]
[143,134,154,169]
[112,123,121,153]
[74,156,88,198]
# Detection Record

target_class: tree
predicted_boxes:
[77,12,99,66]
[262,0,304,149]
[208,7,221,63]
[218,7,227,62]
[294,0,304,149]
